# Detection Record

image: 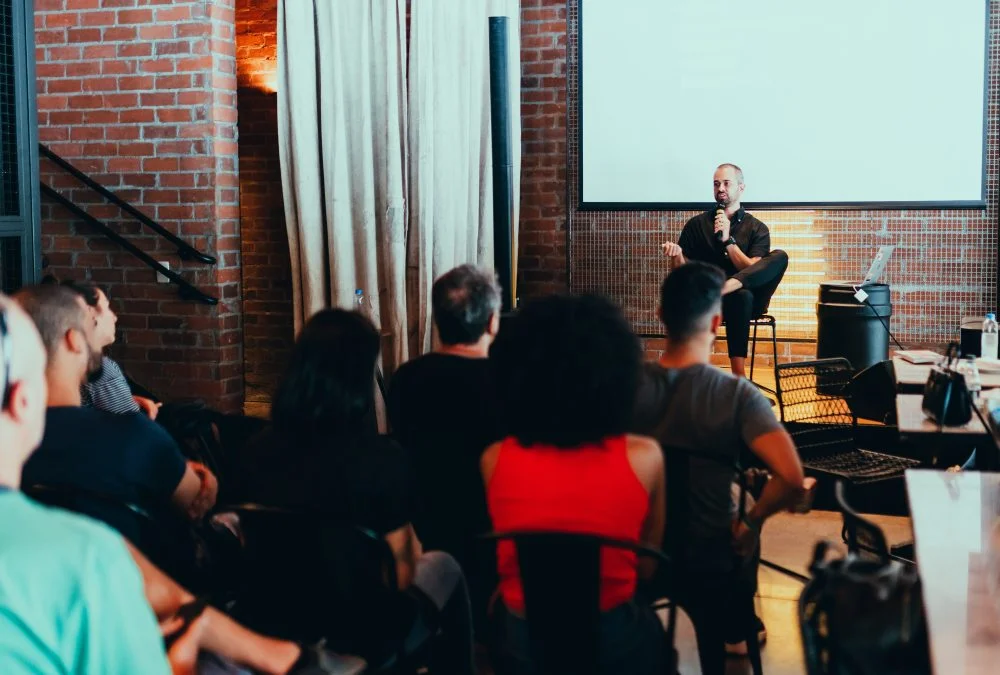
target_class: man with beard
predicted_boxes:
[661,164,788,380]
[14,285,217,534]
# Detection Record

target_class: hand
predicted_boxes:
[714,211,731,243]
[731,517,760,558]
[162,613,207,675]
[187,462,218,520]
[134,395,162,421]
[661,241,682,257]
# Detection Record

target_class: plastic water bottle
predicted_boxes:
[354,289,365,314]
[961,356,982,400]
[982,313,999,360]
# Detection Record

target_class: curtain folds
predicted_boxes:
[277,0,520,367]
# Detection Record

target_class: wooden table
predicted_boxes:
[905,470,1000,675]
[894,357,1000,392]
[896,394,989,438]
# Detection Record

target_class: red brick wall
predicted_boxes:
[235,0,291,399]
[35,0,244,411]
[518,0,569,300]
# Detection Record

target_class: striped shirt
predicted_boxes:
[81,356,141,415]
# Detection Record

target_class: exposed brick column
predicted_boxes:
[35,0,244,411]
[518,0,568,300]
[235,0,292,399]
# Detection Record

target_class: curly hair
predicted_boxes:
[489,294,641,448]
[271,309,379,444]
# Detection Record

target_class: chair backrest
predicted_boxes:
[24,481,208,584]
[660,445,747,562]
[775,358,858,459]
[484,530,669,675]
[834,481,890,564]
[218,503,409,661]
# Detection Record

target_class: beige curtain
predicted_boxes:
[277,0,409,373]
[408,0,521,353]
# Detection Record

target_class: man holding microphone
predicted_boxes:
[662,164,788,380]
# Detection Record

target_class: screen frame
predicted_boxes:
[575,0,991,212]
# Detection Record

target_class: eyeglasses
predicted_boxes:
[0,309,11,410]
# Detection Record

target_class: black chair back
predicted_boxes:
[24,482,182,567]
[660,446,762,675]
[775,358,858,459]
[483,530,670,675]
[218,503,414,666]
[834,481,891,565]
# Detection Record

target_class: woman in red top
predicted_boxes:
[482,294,667,674]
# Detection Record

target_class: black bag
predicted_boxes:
[921,342,972,426]
[799,541,930,675]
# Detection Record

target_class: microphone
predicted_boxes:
[715,201,726,241]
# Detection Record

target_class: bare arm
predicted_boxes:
[724,244,761,272]
[384,523,423,590]
[126,543,301,675]
[170,462,218,522]
[625,435,666,580]
[746,428,806,524]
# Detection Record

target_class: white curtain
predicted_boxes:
[277,0,409,372]
[408,0,521,353]
[277,0,520,366]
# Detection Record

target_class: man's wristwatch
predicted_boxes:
[724,236,737,248]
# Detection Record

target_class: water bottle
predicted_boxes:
[354,289,365,314]
[982,313,999,360]
[961,356,982,400]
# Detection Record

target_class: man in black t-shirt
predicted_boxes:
[387,264,503,630]
[661,164,788,378]
[13,286,217,540]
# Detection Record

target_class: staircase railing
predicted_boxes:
[39,144,218,305]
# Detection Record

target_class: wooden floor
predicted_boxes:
[474,509,913,675]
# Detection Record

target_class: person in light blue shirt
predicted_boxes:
[0,295,169,674]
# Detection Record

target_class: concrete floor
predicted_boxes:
[245,364,912,674]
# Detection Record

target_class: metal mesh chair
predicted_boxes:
[775,358,920,487]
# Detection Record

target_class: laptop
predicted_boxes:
[858,245,895,286]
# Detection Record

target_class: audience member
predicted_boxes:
[14,285,217,540]
[0,294,173,673]
[483,294,667,674]
[55,278,160,419]
[0,292,363,675]
[387,264,504,628]
[631,262,806,669]
[235,308,476,674]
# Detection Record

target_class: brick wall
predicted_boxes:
[235,0,290,399]
[518,0,569,300]
[35,0,244,411]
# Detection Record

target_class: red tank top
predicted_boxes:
[486,435,650,613]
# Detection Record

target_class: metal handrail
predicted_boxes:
[40,183,218,305]
[38,143,216,265]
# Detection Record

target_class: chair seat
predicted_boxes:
[802,448,921,485]
[749,314,776,326]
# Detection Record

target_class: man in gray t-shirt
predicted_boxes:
[632,262,806,664]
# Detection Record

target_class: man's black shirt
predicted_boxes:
[678,206,771,278]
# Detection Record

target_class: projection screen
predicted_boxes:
[578,0,989,209]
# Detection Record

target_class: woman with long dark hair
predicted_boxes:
[237,309,475,673]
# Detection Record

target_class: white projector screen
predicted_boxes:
[579,0,988,209]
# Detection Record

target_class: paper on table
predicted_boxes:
[896,349,943,365]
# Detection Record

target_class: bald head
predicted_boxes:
[0,294,48,482]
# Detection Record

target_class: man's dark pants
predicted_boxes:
[722,250,789,358]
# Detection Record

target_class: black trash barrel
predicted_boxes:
[816,283,892,372]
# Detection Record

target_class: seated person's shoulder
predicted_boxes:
[1,493,132,569]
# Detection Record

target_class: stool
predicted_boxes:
[749,314,777,395]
